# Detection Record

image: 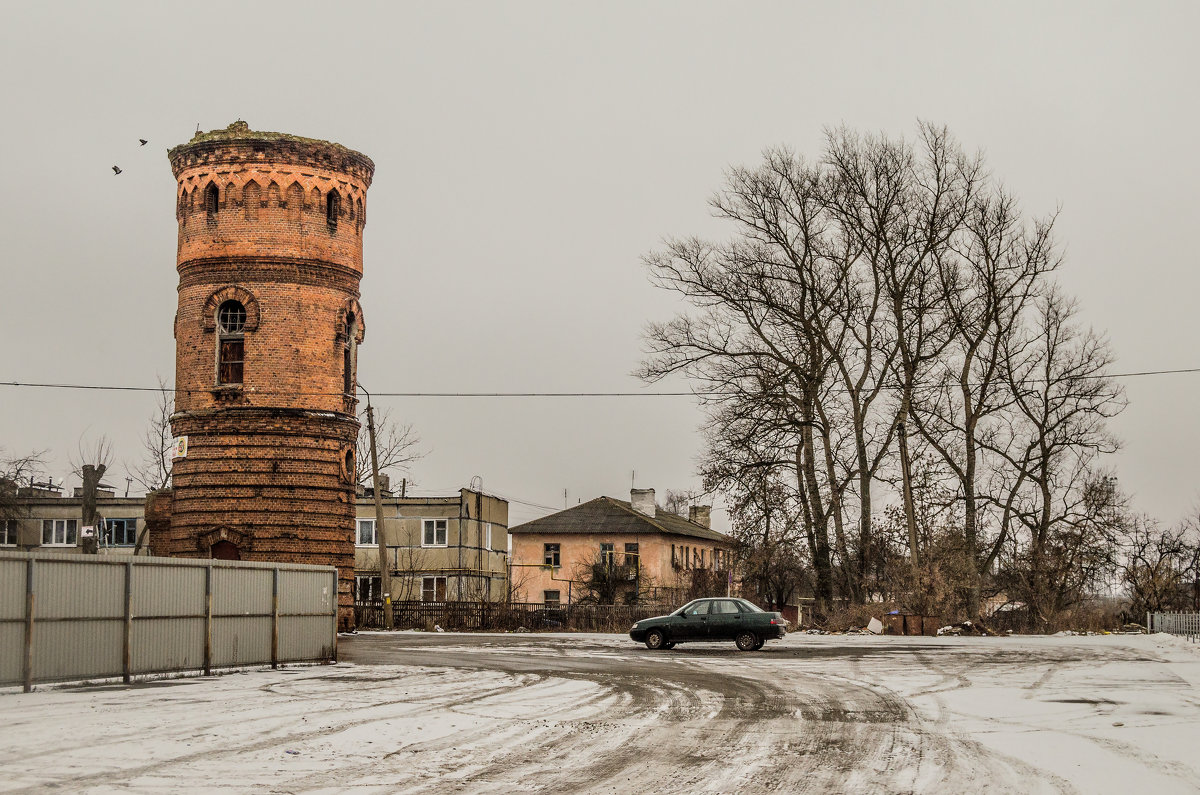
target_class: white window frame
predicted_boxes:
[484,522,492,551]
[42,519,77,547]
[421,575,447,602]
[0,519,17,546]
[422,519,447,548]
[356,518,377,546]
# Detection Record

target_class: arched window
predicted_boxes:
[205,183,219,225]
[343,311,357,395]
[327,189,340,231]
[217,300,246,385]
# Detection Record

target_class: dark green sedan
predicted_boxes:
[630,598,788,651]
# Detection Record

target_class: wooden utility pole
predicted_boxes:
[365,401,393,630]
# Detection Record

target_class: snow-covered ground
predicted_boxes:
[2,632,1199,793]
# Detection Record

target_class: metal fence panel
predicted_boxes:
[213,567,272,617]
[212,616,272,667]
[133,563,205,617]
[40,560,125,619]
[33,619,123,681]
[0,559,25,621]
[132,617,204,674]
[279,615,336,661]
[1149,612,1200,641]
[0,551,337,690]
[278,569,334,615]
[0,624,23,684]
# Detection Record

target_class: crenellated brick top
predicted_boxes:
[168,121,374,185]
[170,123,374,274]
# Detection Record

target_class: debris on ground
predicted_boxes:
[867,617,884,635]
[434,624,444,633]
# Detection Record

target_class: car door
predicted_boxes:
[676,600,711,640]
[707,599,743,640]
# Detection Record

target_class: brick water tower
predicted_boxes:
[151,121,374,629]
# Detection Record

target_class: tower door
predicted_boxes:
[211,540,241,560]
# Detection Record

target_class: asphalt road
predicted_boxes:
[336,631,1132,793]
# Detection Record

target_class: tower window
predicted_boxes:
[327,189,340,231]
[343,311,357,395]
[205,183,219,225]
[217,299,246,385]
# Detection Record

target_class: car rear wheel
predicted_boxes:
[645,629,666,650]
[735,631,759,651]
[752,637,765,650]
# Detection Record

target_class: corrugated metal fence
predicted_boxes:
[0,551,338,691]
[1148,611,1200,641]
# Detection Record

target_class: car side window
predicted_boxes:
[685,601,710,616]
[712,600,739,614]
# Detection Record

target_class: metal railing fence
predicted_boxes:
[0,551,338,692]
[1148,611,1200,641]
[354,600,678,633]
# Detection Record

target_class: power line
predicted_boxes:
[0,381,697,397]
[3,366,1200,398]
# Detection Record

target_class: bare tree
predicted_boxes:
[1,448,47,521]
[128,377,175,492]
[354,407,424,490]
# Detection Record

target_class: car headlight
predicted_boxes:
[631,623,639,630]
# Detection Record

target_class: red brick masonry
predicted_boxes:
[150,122,375,630]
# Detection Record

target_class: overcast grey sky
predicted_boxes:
[2,1,1197,528]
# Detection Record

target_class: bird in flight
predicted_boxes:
[139,139,148,146]
[112,165,123,175]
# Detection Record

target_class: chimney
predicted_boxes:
[630,488,656,518]
[689,505,712,529]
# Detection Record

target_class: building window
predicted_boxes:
[543,543,560,567]
[624,543,639,568]
[599,543,614,567]
[103,518,137,546]
[422,576,447,602]
[217,300,246,385]
[326,189,340,231]
[544,590,561,607]
[1,520,17,546]
[356,518,376,546]
[484,522,492,551]
[205,182,219,224]
[700,548,706,569]
[42,519,77,546]
[355,575,381,602]
[422,519,447,547]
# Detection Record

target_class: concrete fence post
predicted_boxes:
[23,558,35,693]
[123,560,133,684]
[203,564,213,676]
[271,567,280,670]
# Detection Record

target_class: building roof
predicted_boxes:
[509,497,731,544]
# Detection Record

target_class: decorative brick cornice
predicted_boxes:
[178,256,361,294]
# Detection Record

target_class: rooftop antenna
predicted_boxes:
[631,470,636,489]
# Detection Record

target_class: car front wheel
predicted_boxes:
[646,629,666,650]
[735,631,759,651]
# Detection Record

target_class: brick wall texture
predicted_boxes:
[151,122,375,630]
